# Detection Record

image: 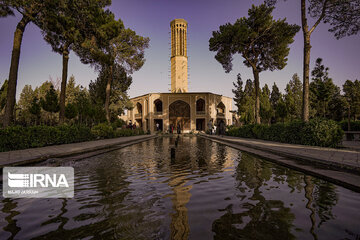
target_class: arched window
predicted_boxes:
[136,102,142,114]
[196,98,205,113]
[216,102,225,115]
[154,99,162,113]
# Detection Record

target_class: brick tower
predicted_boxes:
[170,19,188,93]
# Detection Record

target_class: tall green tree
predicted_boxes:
[343,79,360,125]
[0,0,52,126]
[40,0,111,124]
[260,84,273,124]
[327,88,346,121]
[17,84,35,125]
[266,0,360,122]
[18,84,34,111]
[276,98,288,123]
[284,74,303,120]
[310,58,337,118]
[29,96,41,125]
[89,65,132,121]
[77,12,149,122]
[270,82,282,122]
[242,79,256,124]
[65,75,81,105]
[232,73,244,115]
[209,4,299,124]
[270,83,281,109]
[40,84,60,125]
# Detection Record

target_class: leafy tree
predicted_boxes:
[65,103,77,120]
[89,65,132,121]
[266,0,360,121]
[284,74,302,120]
[17,84,35,125]
[343,79,360,127]
[241,79,256,124]
[270,82,281,110]
[65,75,81,104]
[310,58,337,118]
[40,0,111,124]
[77,12,149,122]
[34,81,53,101]
[0,0,52,126]
[260,84,273,124]
[29,96,41,125]
[276,98,288,123]
[232,73,244,115]
[40,84,59,125]
[327,88,346,121]
[18,84,34,111]
[209,4,299,124]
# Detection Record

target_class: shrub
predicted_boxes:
[0,125,94,152]
[225,118,343,148]
[301,119,343,148]
[91,123,114,139]
[283,120,305,144]
[339,120,360,131]
[111,119,126,130]
[0,123,146,152]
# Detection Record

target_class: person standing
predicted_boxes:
[177,123,181,134]
[156,122,160,131]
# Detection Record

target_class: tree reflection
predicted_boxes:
[1,198,20,239]
[212,152,296,239]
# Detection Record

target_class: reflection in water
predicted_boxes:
[169,137,191,239]
[0,136,359,239]
[212,153,295,240]
[305,175,318,240]
[1,199,20,239]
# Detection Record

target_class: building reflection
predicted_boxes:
[168,136,193,240]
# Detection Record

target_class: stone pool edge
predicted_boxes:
[199,134,360,192]
[0,134,158,168]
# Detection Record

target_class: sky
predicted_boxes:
[0,0,359,105]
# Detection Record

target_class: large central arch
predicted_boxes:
[169,100,190,130]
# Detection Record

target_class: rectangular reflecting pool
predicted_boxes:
[1,136,360,239]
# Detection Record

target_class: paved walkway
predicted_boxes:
[342,140,360,151]
[0,135,157,167]
[200,134,360,172]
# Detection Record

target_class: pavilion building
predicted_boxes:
[121,19,233,133]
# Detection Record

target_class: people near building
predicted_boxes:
[213,125,217,135]
[177,123,181,134]
[128,120,133,129]
[156,122,160,131]
[133,122,136,129]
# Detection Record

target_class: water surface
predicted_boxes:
[0,136,359,239]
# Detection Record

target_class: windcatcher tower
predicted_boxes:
[170,19,188,93]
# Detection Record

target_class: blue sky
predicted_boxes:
[0,0,359,103]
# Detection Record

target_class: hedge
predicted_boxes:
[0,123,145,152]
[91,123,145,139]
[227,118,343,148]
[339,120,360,131]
